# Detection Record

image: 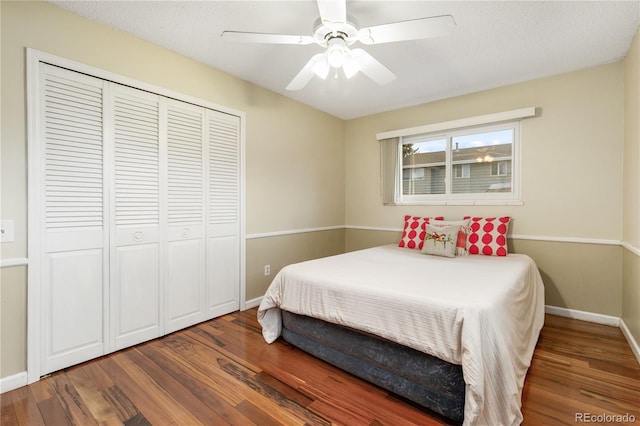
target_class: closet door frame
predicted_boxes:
[26,48,246,384]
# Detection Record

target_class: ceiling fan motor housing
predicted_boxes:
[312,17,359,47]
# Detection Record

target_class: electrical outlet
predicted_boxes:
[264,264,271,276]
[0,220,14,243]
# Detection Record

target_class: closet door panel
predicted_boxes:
[165,101,206,332]
[206,111,240,318]
[45,249,104,373]
[111,86,162,350]
[207,234,239,317]
[41,65,107,374]
[114,243,160,349]
[167,239,203,330]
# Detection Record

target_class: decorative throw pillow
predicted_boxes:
[430,219,471,256]
[465,216,511,256]
[398,215,430,250]
[421,225,459,258]
[398,215,444,250]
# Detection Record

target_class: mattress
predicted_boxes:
[258,244,545,425]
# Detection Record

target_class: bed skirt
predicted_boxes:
[280,310,465,424]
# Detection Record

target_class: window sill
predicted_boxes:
[390,200,524,206]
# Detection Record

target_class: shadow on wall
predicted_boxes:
[537,269,567,309]
[509,238,567,309]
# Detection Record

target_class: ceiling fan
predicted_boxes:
[220,0,455,91]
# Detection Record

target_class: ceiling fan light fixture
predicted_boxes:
[342,56,360,79]
[326,37,348,68]
[311,56,330,79]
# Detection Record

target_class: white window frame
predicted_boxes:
[398,121,522,205]
[454,164,471,179]
[490,161,509,176]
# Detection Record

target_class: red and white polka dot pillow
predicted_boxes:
[465,216,511,256]
[398,215,443,250]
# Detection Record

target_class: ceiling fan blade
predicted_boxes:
[357,15,455,45]
[286,53,327,91]
[221,31,314,45]
[349,49,396,85]
[317,0,346,25]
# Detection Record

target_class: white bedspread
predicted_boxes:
[257,245,545,426]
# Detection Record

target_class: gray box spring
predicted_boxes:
[280,310,465,424]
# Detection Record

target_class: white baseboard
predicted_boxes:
[545,305,620,327]
[620,318,640,365]
[244,296,262,310]
[0,371,27,394]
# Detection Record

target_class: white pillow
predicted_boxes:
[430,219,471,256]
[421,224,460,258]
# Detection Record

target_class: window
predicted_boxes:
[490,161,509,176]
[397,122,520,203]
[454,164,470,178]
[402,137,445,195]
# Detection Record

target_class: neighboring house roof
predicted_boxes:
[403,144,512,166]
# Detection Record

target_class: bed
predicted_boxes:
[257,244,545,425]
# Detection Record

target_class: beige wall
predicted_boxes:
[344,63,625,317]
[0,267,27,377]
[246,230,345,300]
[0,1,344,379]
[345,63,624,238]
[623,28,640,347]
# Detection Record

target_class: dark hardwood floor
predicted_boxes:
[2,309,639,425]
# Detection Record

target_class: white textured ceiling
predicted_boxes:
[50,1,640,120]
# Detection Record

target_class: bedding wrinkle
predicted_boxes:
[257,245,545,426]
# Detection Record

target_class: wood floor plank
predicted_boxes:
[97,354,183,425]
[1,388,19,426]
[46,372,98,426]
[28,377,74,426]
[110,347,207,425]
[4,386,45,426]
[64,367,122,425]
[234,399,282,426]
[158,328,330,425]
[2,311,639,426]
[216,354,332,425]
[135,339,250,425]
[161,330,263,407]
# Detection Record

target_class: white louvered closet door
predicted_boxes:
[40,64,108,374]
[110,85,162,350]
[35,61,241,377]
[165,100,206,332]
[206,111,240,318]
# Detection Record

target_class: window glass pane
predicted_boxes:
[454,164,470,178]
[451,129,513,194]
[402,139,446,195]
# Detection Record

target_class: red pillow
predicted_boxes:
[398,215,444,250]
[464,216,511,256]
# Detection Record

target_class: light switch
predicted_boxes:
[1,220,15,243]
